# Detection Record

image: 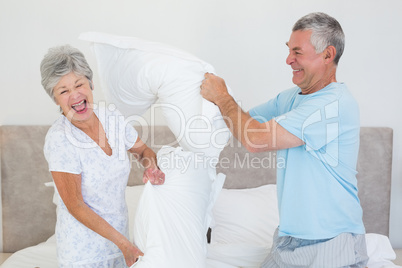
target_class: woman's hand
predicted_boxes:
[143,167,165,185]
[119,240,144,267]
[129,137,165,185]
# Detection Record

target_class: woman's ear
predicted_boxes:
[53,93,59,105]
[54,99,63,113]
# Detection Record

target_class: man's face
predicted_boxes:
[286,30,327,94]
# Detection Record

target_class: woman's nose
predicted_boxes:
[70,88,81,99]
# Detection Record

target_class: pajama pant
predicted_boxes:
[261,228,368,268]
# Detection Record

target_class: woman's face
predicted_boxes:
[53,72,94,125]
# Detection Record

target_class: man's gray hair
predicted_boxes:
[40,45,93,102]
[293,12,345,65]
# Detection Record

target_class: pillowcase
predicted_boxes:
[79,32,232,159]
[365,233,398,268]
[132,146,225,268]
[208,184,279,267]
[45,181,59,206]
[125,185,145,241]
[207,243,269,268]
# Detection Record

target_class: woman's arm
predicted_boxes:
[128,137,165,185]
[51,171,143,267]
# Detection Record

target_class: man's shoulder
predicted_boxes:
[309,83,356,103]
[281,86,300,95]
[276,86,300,101]
[327,83,358,107]
[321,82,350,96]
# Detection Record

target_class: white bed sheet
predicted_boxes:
[0,235,236,268]
[0,235,58,268]
[1,234,401,268]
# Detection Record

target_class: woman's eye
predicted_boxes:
[76,84,83,88]
[60,90,67,94]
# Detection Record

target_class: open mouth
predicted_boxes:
[71,100,87,114]
[293,69,303,73]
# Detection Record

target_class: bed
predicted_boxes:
[0,125,400,267]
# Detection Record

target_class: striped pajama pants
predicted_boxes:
[261,228,368,268]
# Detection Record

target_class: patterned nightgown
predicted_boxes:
[44,107,137,268]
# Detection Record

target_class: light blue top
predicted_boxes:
[249,83,365,239]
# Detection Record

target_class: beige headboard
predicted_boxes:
[0,125,393,253]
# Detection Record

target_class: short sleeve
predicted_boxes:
[113,108,139,151]
[124,122,138,150]
[275,96,341,151]
[44,129,82,174]
[249,98,278,123]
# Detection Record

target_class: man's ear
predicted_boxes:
[324,46,336,63]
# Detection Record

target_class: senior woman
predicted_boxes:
[40,45,165,268]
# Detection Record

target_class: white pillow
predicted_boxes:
[79,32,232,159]
[365,233,398,268]
[125,185,145,241]
[208,184,279,267]
[210,184,278,246]
[132,146,225,268]
[45,181,59,206]
[207,243,270,268]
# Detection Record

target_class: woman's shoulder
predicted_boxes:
[45,116,72,144]
[44,116,83,160]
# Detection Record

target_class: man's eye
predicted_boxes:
[76,84,83,88]
[60,90,67,94]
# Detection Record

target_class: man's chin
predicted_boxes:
[292,79,302,88]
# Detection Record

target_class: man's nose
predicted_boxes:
[286,53,294,65]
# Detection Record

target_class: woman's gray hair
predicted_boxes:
[40,45,93,102]
[293,12,345,65]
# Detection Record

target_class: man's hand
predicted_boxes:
[200,73,231,105]
[143,167,165,185]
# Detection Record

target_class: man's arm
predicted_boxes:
[201,73,304,152]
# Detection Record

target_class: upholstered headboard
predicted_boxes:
[0,126,393,253]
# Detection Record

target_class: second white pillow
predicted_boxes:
[210,184,279,247]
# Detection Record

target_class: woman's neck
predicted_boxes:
[70,111,99,135]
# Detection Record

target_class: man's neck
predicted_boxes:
[301,69,337,95]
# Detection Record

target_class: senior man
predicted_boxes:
[201,12,368,268]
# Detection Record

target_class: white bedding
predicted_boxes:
[1,234,400,268]
[0,235,58,268]
[2,185,400,268]
[0,235,237,268]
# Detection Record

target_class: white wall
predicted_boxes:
[1,0,401,247]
